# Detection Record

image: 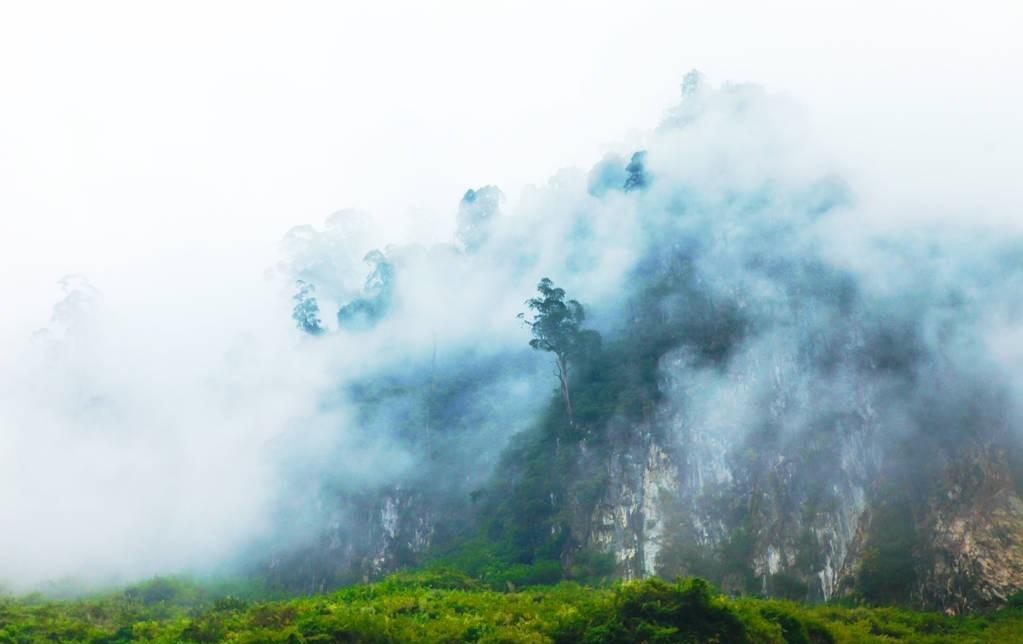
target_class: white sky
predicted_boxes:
[1,0,1021,336]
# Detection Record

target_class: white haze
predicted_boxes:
[0,1,1021,590]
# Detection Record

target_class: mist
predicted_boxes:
[1,2,1022,595]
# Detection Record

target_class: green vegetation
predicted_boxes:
[458,269,743,585]
[519,277,601,429]
[856,491,921,606]
[3,572,1023,643]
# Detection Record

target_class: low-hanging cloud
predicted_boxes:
[1,70,1021,592]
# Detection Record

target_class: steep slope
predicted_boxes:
[260,74,1023,612]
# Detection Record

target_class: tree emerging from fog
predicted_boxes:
[519,278,600,428]
[292,280,325,335]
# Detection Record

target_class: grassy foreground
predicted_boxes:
[3,571,1023,643]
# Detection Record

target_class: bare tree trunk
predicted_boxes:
[557,354,574,428]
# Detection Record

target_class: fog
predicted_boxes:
[1,2,1021,591]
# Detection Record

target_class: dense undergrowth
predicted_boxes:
[4,571,1023,643]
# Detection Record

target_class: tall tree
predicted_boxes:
[519,278,598,428]
[292,280,325,335]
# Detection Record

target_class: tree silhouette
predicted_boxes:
[519,278,599,428]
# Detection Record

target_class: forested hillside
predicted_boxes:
[9,74,1023,642]
[256,73,1023,613]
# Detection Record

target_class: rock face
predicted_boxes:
[585,425,681,581]
[577,345,884,602]
[566,348,1023,613]
[574,347,1023,612]
[916,444,1023,613]
[266,487,434,592]
[272,351,1023,613]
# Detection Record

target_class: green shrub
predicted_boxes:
[3,574,1023,642]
